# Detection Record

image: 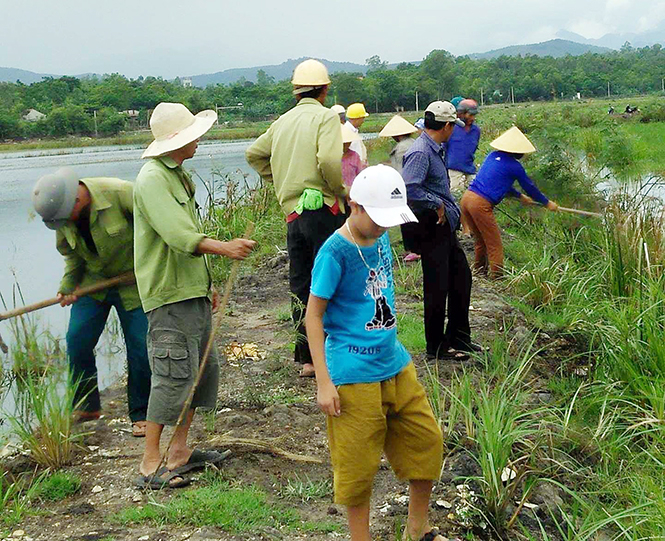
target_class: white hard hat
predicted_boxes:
[331,104,345,115]
[291,59,330,94]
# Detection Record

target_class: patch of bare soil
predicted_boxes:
[7,244,574,541]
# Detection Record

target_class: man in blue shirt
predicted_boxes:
[447,99,480,192]
[401,101,480,359]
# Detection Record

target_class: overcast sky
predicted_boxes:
[1,0,664,79]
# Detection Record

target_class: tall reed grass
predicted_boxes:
[503,177,665,538]
[6,369,84,469]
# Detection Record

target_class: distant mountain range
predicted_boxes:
[468,38,611,59]
[190,40,614,85]
[191,57,370,87]
[557,23,665,50]
[3,30,665,87]
[0,67,57,85]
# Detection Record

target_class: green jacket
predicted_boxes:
[56,177,140,311]
[133,157,211,312]
[245,98,347,215]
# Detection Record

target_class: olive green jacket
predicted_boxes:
[133,157,211,313]
[245,98,347,215]
[56,177,140,310]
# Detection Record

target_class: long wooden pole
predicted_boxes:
[557,206,603,218]
[0,272,136,322]
[150,223,254,483]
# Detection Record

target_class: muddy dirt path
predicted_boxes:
[6,241,567,541]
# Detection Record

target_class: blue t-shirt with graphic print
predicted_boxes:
[310,231,410,386]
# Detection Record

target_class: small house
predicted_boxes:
[23,109,46,122]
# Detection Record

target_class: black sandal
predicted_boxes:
[134,467,191,490]
[418,528,446,541]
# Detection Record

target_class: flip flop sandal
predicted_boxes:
[132,421,147,438]
[134,467,191,490]
[170,449,232,475]
[440,348,470,360]
[418,528,446,541]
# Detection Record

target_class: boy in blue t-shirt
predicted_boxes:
[306,165,445,541]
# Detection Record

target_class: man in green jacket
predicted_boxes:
[246,58,347,377]
[32,169,152,436]
[133,102,256,489]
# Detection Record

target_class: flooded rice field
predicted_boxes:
[0,140,259,389]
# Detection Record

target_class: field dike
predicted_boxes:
[2,104,665,540]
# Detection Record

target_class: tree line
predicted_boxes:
[1,43,664,140]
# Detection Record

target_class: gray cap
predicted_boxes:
[425,101,465,127]
[32,168,79,230]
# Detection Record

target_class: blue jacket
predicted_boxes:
[447,124,481,174]
[469,151,549,206]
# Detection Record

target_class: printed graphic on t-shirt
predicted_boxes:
[363,266,396,331]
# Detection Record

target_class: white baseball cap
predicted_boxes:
[425,101,465,127]
[349,165,418,227]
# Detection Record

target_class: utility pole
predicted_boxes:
[607,81,611,98]
[480,87,484,107]
[661,77,664,92]
[93,110,98,138]
[511,86,515,104]
[415,90,419,112]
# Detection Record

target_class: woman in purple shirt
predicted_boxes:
[460,127,559,277]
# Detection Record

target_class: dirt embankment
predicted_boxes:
[5,243,571,541]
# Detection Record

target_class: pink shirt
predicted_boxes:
[342,149,366,187]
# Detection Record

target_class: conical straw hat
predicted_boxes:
[489,126,536,154]
[379,115,418,138]
[341,124,361,144]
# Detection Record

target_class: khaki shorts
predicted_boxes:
[326,362,443,506]
[146,297,220,426]
[449,169,475,192]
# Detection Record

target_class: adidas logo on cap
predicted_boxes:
[390,187,402,199]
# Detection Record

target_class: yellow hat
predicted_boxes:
[346,103,369,119]
[379,115,418,138]
[490,126,536,154]
[341,124,361,144]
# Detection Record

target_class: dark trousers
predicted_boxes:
[66,288,152,421]
[401,210,472,356]
[287,207,345,364]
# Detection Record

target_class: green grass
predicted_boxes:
[32,471,81,502]
[396,310,426,353]
[280,473,332,502]
[113,473,335,534]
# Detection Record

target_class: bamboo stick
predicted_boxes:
[0,272,136,322]
[557,206,603,218]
